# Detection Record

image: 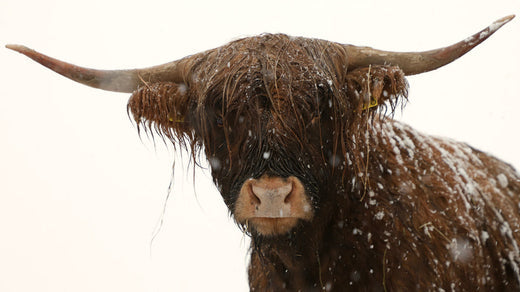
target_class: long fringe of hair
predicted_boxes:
[126,34,408,179]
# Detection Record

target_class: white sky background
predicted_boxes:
[1,0,519,291]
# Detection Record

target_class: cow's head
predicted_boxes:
[7,16,514,237]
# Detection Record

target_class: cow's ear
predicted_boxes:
[345,65,408,113]
[127,82,192,139]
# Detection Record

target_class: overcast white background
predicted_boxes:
[1,0,519,291]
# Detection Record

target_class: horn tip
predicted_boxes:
[492,15,515,30]
[463,14,515,49]
[5,44,30,53]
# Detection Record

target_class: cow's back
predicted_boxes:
[366,119,520,290]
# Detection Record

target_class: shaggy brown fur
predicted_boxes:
[128,34,407,180]
[126,34,520,291]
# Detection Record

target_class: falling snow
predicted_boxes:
[497,173,509,188]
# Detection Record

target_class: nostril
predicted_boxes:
[284,190,293,204]
[249,183,261,205]
[283,182,294,203]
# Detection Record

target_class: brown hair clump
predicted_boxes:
[127,34,409,175]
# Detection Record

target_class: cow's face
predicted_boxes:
[123,35,409,237]
[190,39,337,236]
[182,35,408,236]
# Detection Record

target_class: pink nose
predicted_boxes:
[249,179,294,217]
[233,175,313,235]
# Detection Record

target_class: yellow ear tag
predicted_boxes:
[362,97,378,110]
[169,116,184,123]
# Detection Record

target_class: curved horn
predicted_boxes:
[5,44,193,93]
[345,15,515,76]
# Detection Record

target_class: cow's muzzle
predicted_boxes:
[234,175,313,235]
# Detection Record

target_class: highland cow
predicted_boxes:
[7,15,520,291]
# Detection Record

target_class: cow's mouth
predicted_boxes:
[245,218,300,236]
[234,175,313,236]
